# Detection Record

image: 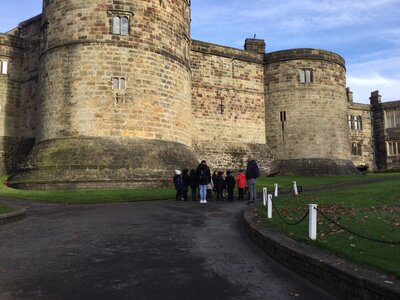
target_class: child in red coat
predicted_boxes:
[236,169,246,201]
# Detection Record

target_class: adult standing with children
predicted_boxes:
[196,160,211,204]
[245,158,260,204]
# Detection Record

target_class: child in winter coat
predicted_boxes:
[181,169,190,201]
[225,170,236,201]
[173,170,183,201]
[236,169,246,201]
[214,171,225,201]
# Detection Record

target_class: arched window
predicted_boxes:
[351,142,362,156]
[113,16,121,34]
[299,69,313,83]
[121,17,129,35]
[112,15,130,35]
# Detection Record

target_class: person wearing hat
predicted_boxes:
[195,160,211,204]
[173,170,184,201]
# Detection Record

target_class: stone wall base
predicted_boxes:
[8,137,198,190]
[0,137,35,175]
[193,140,273,173]
[271,158,361,176]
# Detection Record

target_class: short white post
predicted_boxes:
[293,181,298,196]
[309,204,318,240]
[263,187,267,206]
[267,194,273,219]
[274,183,278,197]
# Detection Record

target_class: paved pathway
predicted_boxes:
[0,198,335,300]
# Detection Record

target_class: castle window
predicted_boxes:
[351,142,362,156]
[387,142,399,156]
[299,69,312,83]
[113,77,126,91]
[385,110,400,128]
[112,16,129,35]
[348,115,362,130]
[1,60,8,75]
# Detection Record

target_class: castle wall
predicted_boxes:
[18,15,42,140]
[348,102,374,170]
[38,0,192,146]
[0,33,25,173]
[371,95,400,170]
[265,49,358,175]
[9,0,199,188]
[190,40,272,171]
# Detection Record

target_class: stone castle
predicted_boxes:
[0,0,399,189]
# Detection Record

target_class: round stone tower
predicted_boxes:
[11,0,197,188]
[264,49,359,175]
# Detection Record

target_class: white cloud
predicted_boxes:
[347,56,400,103]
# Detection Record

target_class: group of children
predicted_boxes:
[173,168,247,202]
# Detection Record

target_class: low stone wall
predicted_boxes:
[271,158,361,176]
[243,207,400,300]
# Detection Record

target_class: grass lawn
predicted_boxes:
[0,204,14,214]
[0,173,398,204]
[257,175,400,277]
[256,172,400,192]
[0,176,175,204]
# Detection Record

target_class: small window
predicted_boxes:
[299,69,313,83]
[112,77,126,91]
[1,61,8,75]
[121,17,129,35]
[351,142,362,156]
[348,115,362,131]
[386,110,400,128]
[113,16,121,34]
[387,142,398,156]
[112,15,130,35]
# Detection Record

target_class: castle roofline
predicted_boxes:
[265,48,345,69]
[1,14,42,35]
[18,14,42,29]
[191,39,263,64]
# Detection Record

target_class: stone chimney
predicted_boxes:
[244,38,266,54]
[346,87,353,103]
[370,90,381,106]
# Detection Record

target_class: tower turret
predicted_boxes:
[264,49,360,175]
[10,0,197,189]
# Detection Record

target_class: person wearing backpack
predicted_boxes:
[196,160,211,204]
[245,158,260,204]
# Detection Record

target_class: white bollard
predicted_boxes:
[267,194,273,219]
[293,181,298,196]
[309,204,318,240]
[263,188,267,206]
[274,183,278,197]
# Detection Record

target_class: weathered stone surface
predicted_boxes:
[9,137,198,189]
[271,158,360,176]
[2,1,399,188]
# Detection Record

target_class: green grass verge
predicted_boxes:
[256,172,400,192]
[0,173,398,204]
[0,176,175,204]
[257,176,400,277]
[0,204,14,214]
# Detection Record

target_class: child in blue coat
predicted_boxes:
[173,170,184,201]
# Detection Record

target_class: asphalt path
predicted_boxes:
[0,197,335,300]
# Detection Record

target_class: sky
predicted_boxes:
[1,0,399,104]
